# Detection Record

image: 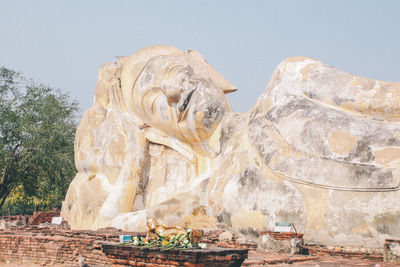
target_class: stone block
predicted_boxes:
[258,232,304,254]
[384,239,400,262]
[218,231,236,242]
[0,220,10,230]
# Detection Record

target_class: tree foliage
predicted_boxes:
[0,67,78,213]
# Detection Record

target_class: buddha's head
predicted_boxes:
[120,46,236,157]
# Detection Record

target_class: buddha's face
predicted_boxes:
[135,55,231,155]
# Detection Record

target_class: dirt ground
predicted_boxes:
[1,250,399,266]
[0,264,76,267]
[0,264,41,267]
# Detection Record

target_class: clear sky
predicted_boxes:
[1,0,399,114]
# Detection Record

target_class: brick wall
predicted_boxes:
[0,227,141,266]
[28,210,61,225]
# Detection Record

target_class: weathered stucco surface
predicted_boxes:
[62,47,400,247]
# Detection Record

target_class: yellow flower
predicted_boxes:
[163,240,168,245]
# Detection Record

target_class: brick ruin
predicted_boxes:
[1,212,399,266]
[0,223,396,266]
[0,210,60,228]
[0,227,116,266]
[28,210,61,225]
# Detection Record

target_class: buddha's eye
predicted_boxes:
[177,87,197,122]
[178,89,196,113]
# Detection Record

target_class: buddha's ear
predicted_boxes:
[185,49,237,94]
[140,87,166,117]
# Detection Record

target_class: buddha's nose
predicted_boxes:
[165,88,182,106]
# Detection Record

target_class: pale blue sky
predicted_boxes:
[1,0,399,114]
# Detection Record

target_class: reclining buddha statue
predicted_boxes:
[62,45,400,247]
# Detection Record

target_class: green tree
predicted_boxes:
[0,67,78,212]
